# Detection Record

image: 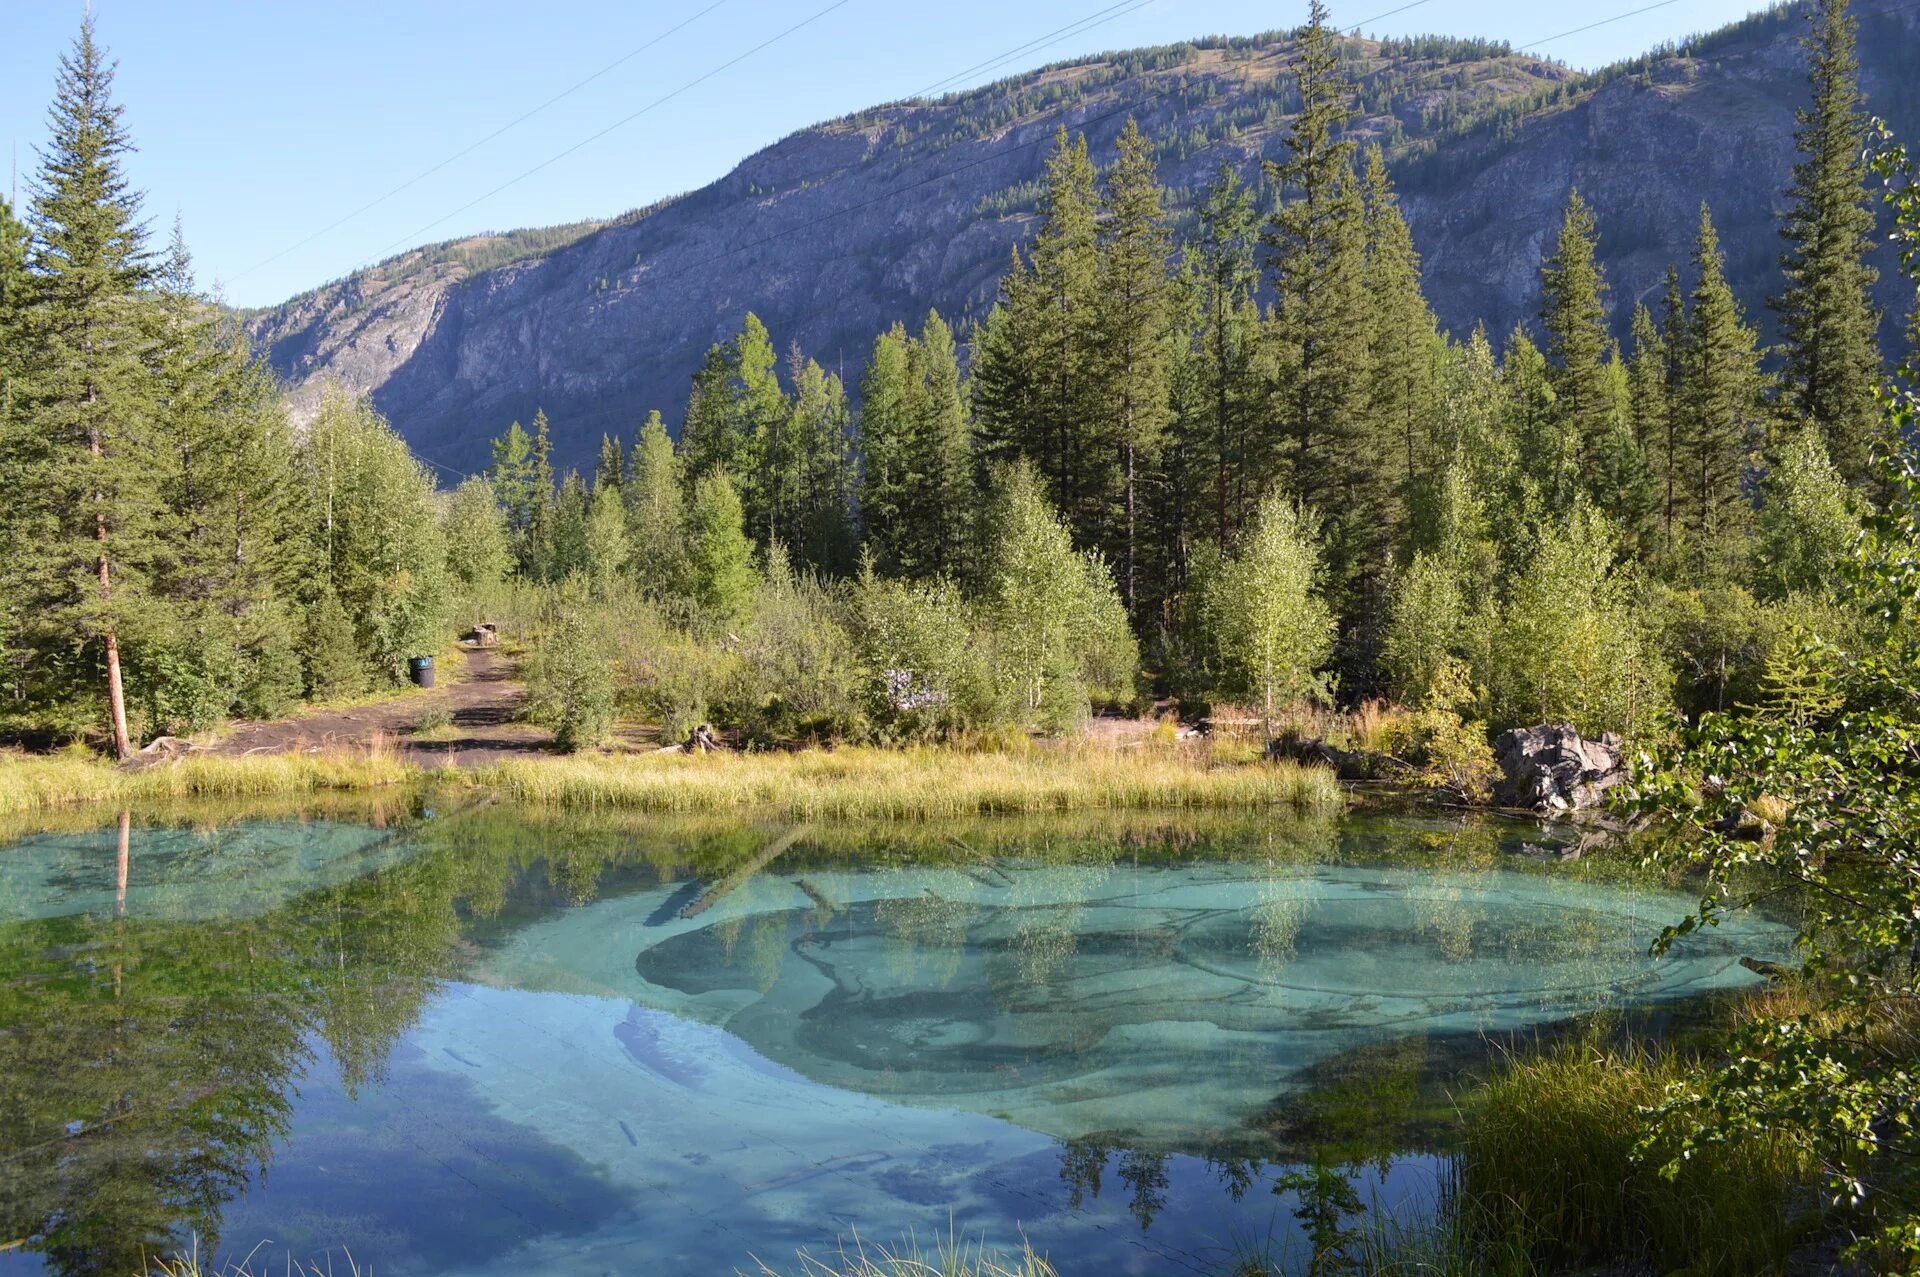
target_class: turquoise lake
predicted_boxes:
[0,802,1791,1276]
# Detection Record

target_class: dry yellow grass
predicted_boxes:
[0,746,420,817]
[470,744,1344,820]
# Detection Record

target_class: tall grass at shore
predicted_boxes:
[471,744,1344,819]
[0,744,420,817]
[1456,1036,1803,1276]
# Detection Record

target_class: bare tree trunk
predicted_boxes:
[115,809,130,916]
[91,415,133,760]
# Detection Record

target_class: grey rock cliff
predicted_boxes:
[245,0,1920,476]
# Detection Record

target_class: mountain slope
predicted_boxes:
[246,1,1920,476]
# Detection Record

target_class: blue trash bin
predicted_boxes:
[409,655,435,689]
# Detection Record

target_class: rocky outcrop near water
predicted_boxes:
[244,0,1920,475]
[1493,724,1627,814]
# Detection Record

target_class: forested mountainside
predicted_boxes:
[245,0,1920,473]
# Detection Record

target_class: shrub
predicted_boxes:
[523,580,618,752]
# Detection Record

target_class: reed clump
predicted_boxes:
[470,744,1344,820]
[741,1232,1055,1277]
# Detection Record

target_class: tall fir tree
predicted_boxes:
[1096,118,1175,616]
[14,16,156,756]
[1626,298,1674,554]
[1540,189,1614,494]
[681,339,739,486]
[595,433,625,497]
[625,410,688,599]
[1677,204,1766,561]
[904,310,975,580]
[1358,144,1441,556]
[782,349,855,574]
[734,313,789,547]
[856,322,916,572]
[1191,163,1262,547]
[1263,0,1374,597]
[968,248,1042,472]
[1030,127,1105,537]
[1772,0,1883,486]
[526,408,558,580]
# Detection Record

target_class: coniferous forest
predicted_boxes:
[14,0,1920,1270]
[0,0,1912,774]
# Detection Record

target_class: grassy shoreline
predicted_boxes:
[0,743,1343,822]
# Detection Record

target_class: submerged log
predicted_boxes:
[679,824,811,919]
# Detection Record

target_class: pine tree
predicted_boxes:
[969,249,1043,471]
[1540,189,1613,491]
[549,470,589,581]
[681,340,739,485]
[0,198,30,714]
[14,16,156,756]
[487,419,537,572]
[734,313,789,547]
[625,410,687,599]
[783,350,854,573]
[143,222,306,722]
[595,433,625,497]
[1358,145,1441,555]
[1677,204,1765,560]
[856,322,915,572]
[525,409,558,579]
[1029,127,1104,537]
[1263,0,1373,600]
[1191,163,1262,546]
[583,480,629,598]
[1626,299,1672,553]
[1096,118,1175,616]
[1772,0,1883,485]
[905,310,974,580]
[687,470,759,628]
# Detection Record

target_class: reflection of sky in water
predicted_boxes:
[0,819,1796,1277]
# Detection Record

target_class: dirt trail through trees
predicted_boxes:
[212,648,552,767]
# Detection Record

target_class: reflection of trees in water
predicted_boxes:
[0,813,477,1277]
[1054,1135,1170,1230]
[871,891,973,991]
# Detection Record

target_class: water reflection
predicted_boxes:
[0,802,1791,1276]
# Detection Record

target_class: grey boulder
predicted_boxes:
[1492,724,1625,813]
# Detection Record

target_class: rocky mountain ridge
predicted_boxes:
[245,1,1920,475]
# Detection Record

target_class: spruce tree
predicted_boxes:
[625,411,687,599]
[734,313,789,547]
[687,470,759,628]
[1096,118,1175,615]
[15,16,156,756]
[783,351,854,573]
[1030,127,1104,537]
[526,409,558,580]
[856,323,915,572]
[487,419,537,571]
[1772,0,1883,485]
[681,340,739,486]
[1359,144,1440,555]
[1263,0,1373,604]
[1192,163,1261,546]
[1626,300,1672,553]
[1540,189,1614,492]
[905,310,975,580]
[1678,204,1765,560]
[549,469,589,581]
[595,433,625,497]
[969,248,1043,472]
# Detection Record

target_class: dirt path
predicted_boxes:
[212,647,554,767]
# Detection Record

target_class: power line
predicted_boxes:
[227,0,731,286]
[646,0,1438,291]
[372,0,856,261]
[1516,0,1680,52]
[912,0,1161,101]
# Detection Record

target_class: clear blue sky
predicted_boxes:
[4,0,1765,307]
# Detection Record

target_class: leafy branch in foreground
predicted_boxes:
[1627,126,1920,1262]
